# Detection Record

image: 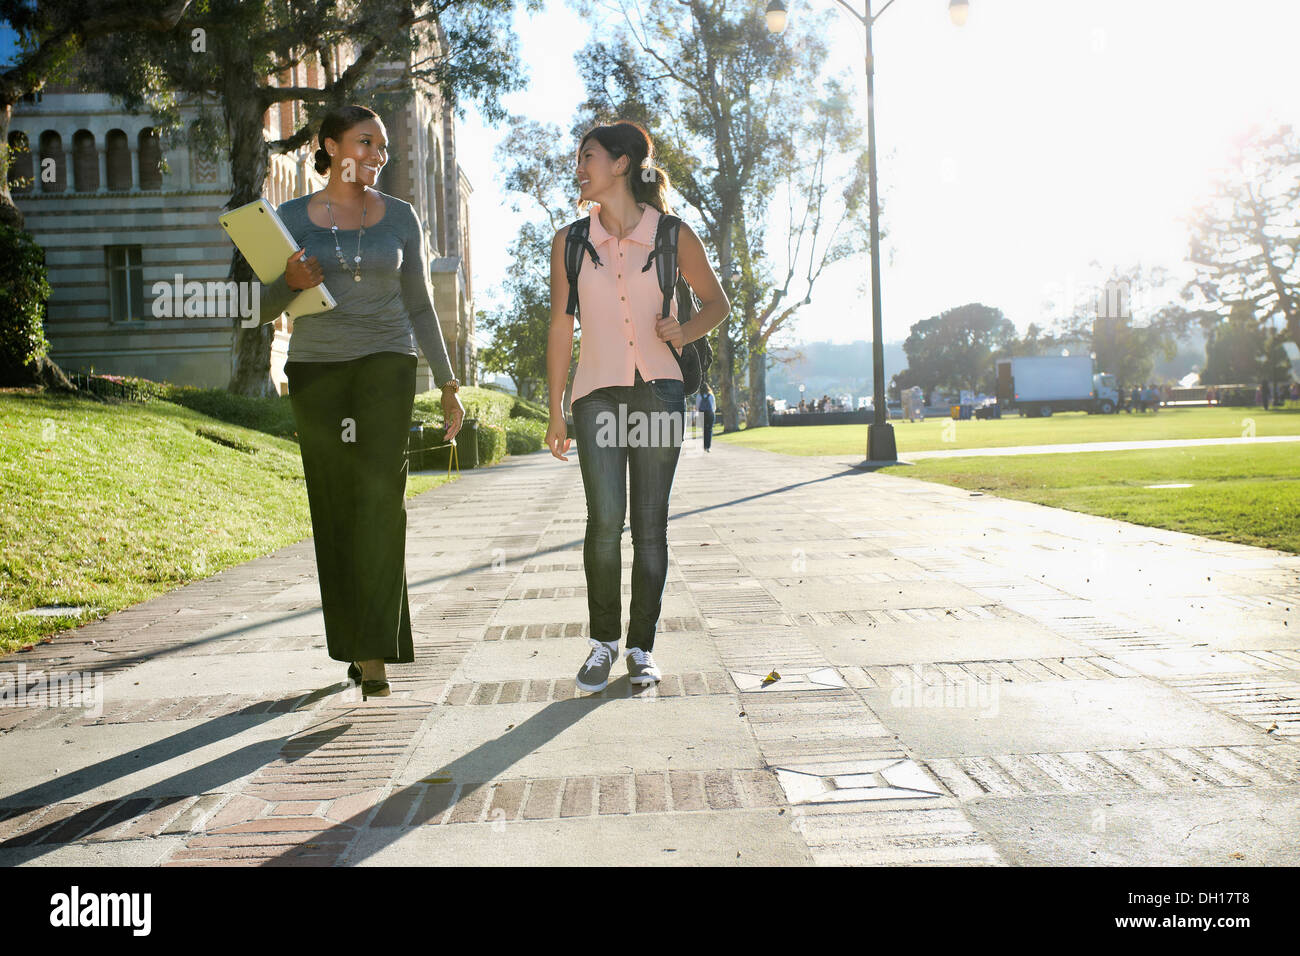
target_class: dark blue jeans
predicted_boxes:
[571,370,685,652]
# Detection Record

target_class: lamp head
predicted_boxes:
[766,0,787,34]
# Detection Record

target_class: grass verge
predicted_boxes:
[881,443,1300,553]
[716,406,1300,455]
[0,390,453,652]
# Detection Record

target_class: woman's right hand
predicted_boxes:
[546,415,571,461]
[285,248,323,292]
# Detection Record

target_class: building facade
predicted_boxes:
[8,33,475,394]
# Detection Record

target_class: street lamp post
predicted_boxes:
[766,0,968,462]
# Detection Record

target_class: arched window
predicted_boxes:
[72,130,98,192]
[138,128,162,190]
[106,129,130,190]
[7,131,34,193]
[38,130,65,193]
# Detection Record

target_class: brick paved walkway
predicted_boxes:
[2,431,1298,865]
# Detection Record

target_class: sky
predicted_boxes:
[455,0,1300,351]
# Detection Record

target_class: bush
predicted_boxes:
[0,224,52,383]
[162,385,297,439]
[505,418,547,455]
[508,394,549,421]
[476,422,507,466]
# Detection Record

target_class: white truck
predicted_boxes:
[995,355,1119,417]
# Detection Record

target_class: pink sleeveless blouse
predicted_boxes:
[569,202,684,404]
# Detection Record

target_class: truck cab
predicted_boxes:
[1093,373,1118,414]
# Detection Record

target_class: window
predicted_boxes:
[106,129,130,190]
[39,130,65,193]
[105,246,145,321]
[138,128,162,190]
[73,130,98,191]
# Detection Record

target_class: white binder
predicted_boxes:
[219,198,337,319]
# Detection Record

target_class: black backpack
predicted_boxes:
[563,211,713,394]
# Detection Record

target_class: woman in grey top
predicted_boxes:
[256,105,464,700]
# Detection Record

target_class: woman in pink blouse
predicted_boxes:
[545,120,729,693]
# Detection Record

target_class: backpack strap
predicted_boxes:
[644,214,681,334]
[563,217,603,317]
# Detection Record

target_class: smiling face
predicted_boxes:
[325,118,388,186]
[576,137,630,204]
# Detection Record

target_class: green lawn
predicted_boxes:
[884,443,1300,553]
[717,405,1300,455]
[0,390,454,652]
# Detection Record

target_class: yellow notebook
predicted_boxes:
[219,198,337,319]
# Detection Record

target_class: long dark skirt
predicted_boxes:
[285,351,416,664]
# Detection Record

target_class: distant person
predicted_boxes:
[766,396,775,419]
[798,398,806,413]
[697,383,716,452]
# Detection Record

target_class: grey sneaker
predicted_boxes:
[625,647,662,685]
[576,638,618,693]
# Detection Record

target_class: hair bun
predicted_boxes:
[313,147,330,174]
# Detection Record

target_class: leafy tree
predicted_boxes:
[1184,123,1300,353]
[902,303,1016,396]
[1202,300,1289,386]
[570,0,854,432]
[479,118,580,406]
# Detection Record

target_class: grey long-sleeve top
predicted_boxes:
[256,190,455,387]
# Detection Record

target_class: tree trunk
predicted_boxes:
[746,324,769,428]
[713,215,741,433]
[222,47,277,398]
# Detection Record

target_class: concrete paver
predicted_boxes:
[2,431,1297,866]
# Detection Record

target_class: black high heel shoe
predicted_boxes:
[361,679,390,701]
[346,662,361,685]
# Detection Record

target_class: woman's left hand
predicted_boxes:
[656,315,686,349]
[442,390,465,442]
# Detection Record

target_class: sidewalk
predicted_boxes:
[2,428,1298,866]
[894,434,1300,461]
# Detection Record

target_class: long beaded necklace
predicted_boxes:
[324,192,367,282]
